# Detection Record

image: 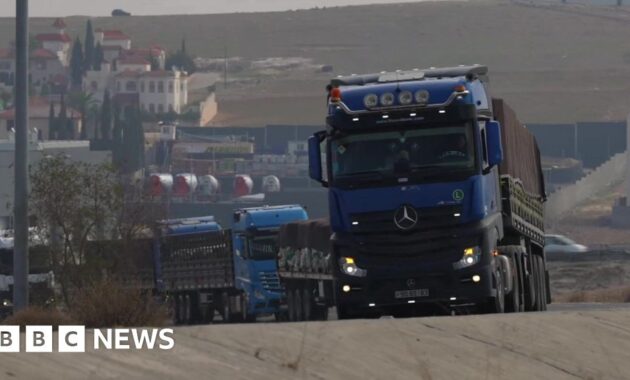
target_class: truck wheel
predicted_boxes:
[287,288,296,322]
[505,256,520,313]
[336,304,353,320]
[536,256,548,311]
[172,295,182,325]
[532,256,543,311]
[221,292,231,323]
[241,295,255,323]
[524,255,538,311]
[183,294,192,324]
[303,287,312,321]
[484,269,505,314]
[294,289,304,321]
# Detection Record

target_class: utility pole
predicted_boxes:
[13,0,30,311]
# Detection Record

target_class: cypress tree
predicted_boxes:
[58,96,68,140]
[93,43,104,71]
[70,37,84,87]
[84,20,95,71]
[112,103,123,166]
[66,117,75,140]
[100,90,112,140]
[47,102,56,140]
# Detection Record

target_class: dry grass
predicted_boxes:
[555,286,630,303]
[70,280,169,328]
[2,306,77,329]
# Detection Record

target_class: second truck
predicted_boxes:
[292,65,549,319]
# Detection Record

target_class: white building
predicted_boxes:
[35,18,72,67]
[115,70,189,114]
[95,29,132,50]
[83,61,115,103]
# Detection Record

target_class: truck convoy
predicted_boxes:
[299,65,548,319]
[124,205,307,324]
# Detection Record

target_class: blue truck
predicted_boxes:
[151,205,307,324]
[300,65,548,318]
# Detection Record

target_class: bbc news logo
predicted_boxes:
[0,326,175,352]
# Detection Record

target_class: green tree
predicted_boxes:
[66,117,75,140]
[68,91,96,140]
[93,43,104,71]
[165,37,196,73]
[100,90,112,140]
[48,102,56,140]
[112,103,123,165]
[70,37,84,88]
[57,96,68,139]
[84,20,95,71]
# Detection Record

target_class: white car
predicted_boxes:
[545,234,589,254]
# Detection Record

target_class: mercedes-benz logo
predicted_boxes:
[406,278,416,288]
[394,204,418,230]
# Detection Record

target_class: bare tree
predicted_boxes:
[30,155,163,307]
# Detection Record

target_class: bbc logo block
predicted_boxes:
[0,326,173,353]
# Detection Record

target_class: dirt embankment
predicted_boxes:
[1,309,629,379]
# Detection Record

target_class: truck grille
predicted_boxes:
[350,205,463,235]
[259,271,281,291]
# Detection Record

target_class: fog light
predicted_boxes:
[472,275,481,283]
[369,303,376,307]
[342,285,351,293]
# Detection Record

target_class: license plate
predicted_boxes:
[395,289,429,299]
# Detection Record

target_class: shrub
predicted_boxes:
[70,279,169,328]
[3,306,76,329]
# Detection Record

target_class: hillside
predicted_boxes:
[2,0,630,125]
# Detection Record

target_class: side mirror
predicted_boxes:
[486,121,503,167]
[308,131,328,186]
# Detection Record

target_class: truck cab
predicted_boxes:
[309,65,545,317]
[231,205,308,319]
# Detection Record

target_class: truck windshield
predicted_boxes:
[248,234,278,260]
[331,124,476,187]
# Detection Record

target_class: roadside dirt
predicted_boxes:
[1,309,629,379]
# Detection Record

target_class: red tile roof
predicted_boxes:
[36,33,72,43]
[119,55,150,65]
[31,48,58,60]
[97,30,130,41]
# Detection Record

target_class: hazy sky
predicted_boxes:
[0,0,436,17]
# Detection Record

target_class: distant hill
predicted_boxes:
[2,1,630,125]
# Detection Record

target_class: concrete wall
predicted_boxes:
[545,151,627,223]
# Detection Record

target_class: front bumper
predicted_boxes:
[335,263,494,310]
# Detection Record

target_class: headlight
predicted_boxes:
[339,257,367,277]
[380,93,395,107]
[453,247,481,270]
[398,91,413,105]
[364,94,379,108]
[415,90,430,104]
[2,299,12,307]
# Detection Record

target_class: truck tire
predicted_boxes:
[532,255,543,311]
[173,295,182,325]
[294,289,304,321]
[241,294,255,323]
[536,255,548,311]
[221,292,232,323]
[498,246,524,313]
[303,287,312,321]
[483,269,505,314]
[287,288,296,322]
[524,255,538,311]
[505,256,520,313]
[181,294,191,324]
